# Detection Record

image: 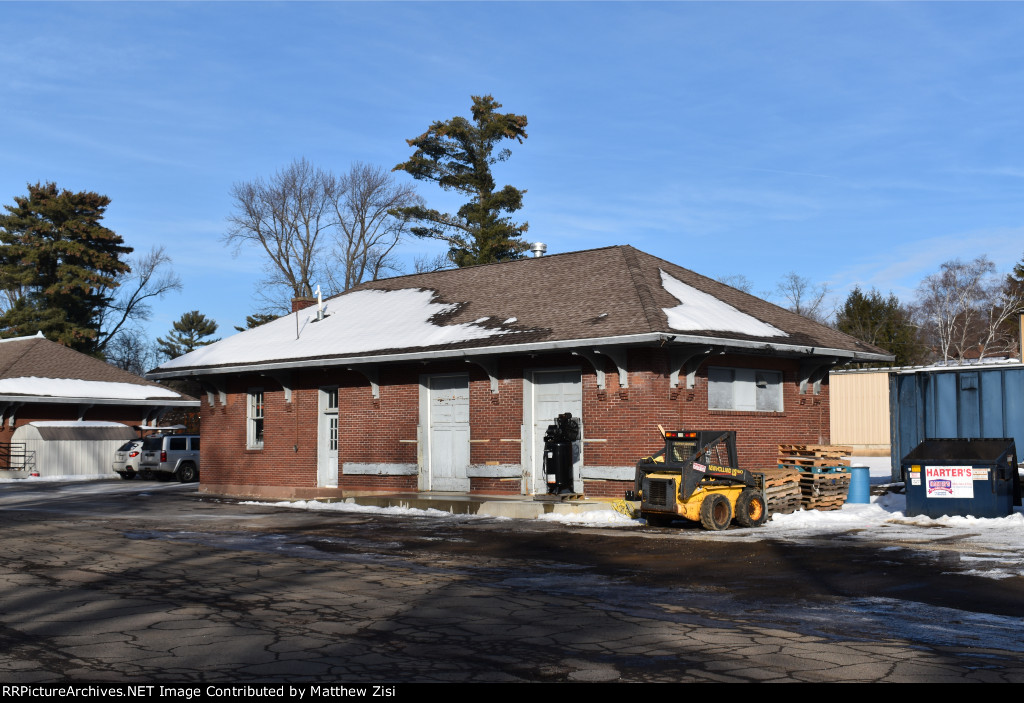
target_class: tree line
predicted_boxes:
[722,257,1024,367]
[2,92,1019,373]
[0,95,531,371]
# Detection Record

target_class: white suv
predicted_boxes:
[112,439,144,480]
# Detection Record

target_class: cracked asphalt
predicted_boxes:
[2,480,1023,683]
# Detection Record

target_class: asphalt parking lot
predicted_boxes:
[2,479,1023,683]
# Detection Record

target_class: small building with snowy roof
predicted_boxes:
[0,333,198,474]
[148,245,891,500]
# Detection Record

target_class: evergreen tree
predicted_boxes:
[233,312,278,332]
[0,182,132,352]
[157,311,220,360]
[836,287,924,366]
[392,95,529,267]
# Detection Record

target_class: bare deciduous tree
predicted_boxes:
[104,329,159,376]
[226,158,339,304]
[95,246,182,353]
[413,252,453,274]
[326,163,423,292]
[914,256,1024,362]
[716,274,754,294]
[776,272,831,323]
[227,159,421,309]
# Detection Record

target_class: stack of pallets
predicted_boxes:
[777,444,853,511]
[759,467,802,515]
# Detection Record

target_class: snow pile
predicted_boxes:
[0,474,114,483]
[159,287,525,370]
[240,498,477,519]
[0,377,182,399]
[659,270,787,337]
[763,498,901,533]
[537,509,636,525]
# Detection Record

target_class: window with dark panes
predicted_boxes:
[708,367,782,412]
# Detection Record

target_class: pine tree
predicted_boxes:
[392,95,529,267]
[0,182,132,352]
[157,311,220,360]
[836,287,924,366]
[233,313,278,332]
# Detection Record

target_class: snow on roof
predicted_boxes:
[17,421,136,441]
[0,332,45,344]
[158,287,525,371]
[659,270,787,338]
[0,377,183,400]
[28,421,131,428]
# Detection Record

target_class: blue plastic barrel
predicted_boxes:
[847,465,870,504]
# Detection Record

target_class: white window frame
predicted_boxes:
[247,388,264,449]
[708,367,783,412]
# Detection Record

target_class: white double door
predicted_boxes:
[527,368,583,494]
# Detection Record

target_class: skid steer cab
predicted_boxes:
[625,430,767,530]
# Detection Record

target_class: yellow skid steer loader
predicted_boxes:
[625,430,767,530]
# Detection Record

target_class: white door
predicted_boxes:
[529,369,583,494]
[427,375,470,491]
[317,388,339,487]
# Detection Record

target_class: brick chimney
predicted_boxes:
[292,296,317,313]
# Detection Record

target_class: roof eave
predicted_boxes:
[0,395,199,407]
[146,331,894,380]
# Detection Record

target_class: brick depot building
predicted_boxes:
[149,246,890,500]
[0,333,198,447]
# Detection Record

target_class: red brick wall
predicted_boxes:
[577,350,828,472]
[198,349,830,498]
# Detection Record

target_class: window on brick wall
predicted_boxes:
[247,389,264,449]
[708,367,783,412]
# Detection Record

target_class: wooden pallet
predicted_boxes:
[765,485,802,515]
[803,493,848,510]
[779,444,851,458]
[778,458,851,470]
[798,470,850,510]
[759,467,802,515]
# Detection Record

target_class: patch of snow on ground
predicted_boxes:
[659,270,787,337]
[241,499,476,519]
[537,509,636,525]
[0,474,114,483]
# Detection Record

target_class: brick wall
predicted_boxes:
[198,349,829,499]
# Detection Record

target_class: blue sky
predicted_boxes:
[3,1,1024,342]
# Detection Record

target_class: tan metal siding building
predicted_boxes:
[829,369,891,455]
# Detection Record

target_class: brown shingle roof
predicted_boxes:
[153,245,890,376]
[0,335,195,401]
[349,245,889,356]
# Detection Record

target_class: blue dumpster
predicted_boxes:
[901,438,1020,519]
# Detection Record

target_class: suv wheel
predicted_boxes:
[178,462,198,483]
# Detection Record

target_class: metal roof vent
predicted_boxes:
[530,242,547,257]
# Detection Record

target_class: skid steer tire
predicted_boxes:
[734,489,767,528]
[699,493,732,531]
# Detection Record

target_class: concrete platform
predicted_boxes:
[308,491,620,520]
